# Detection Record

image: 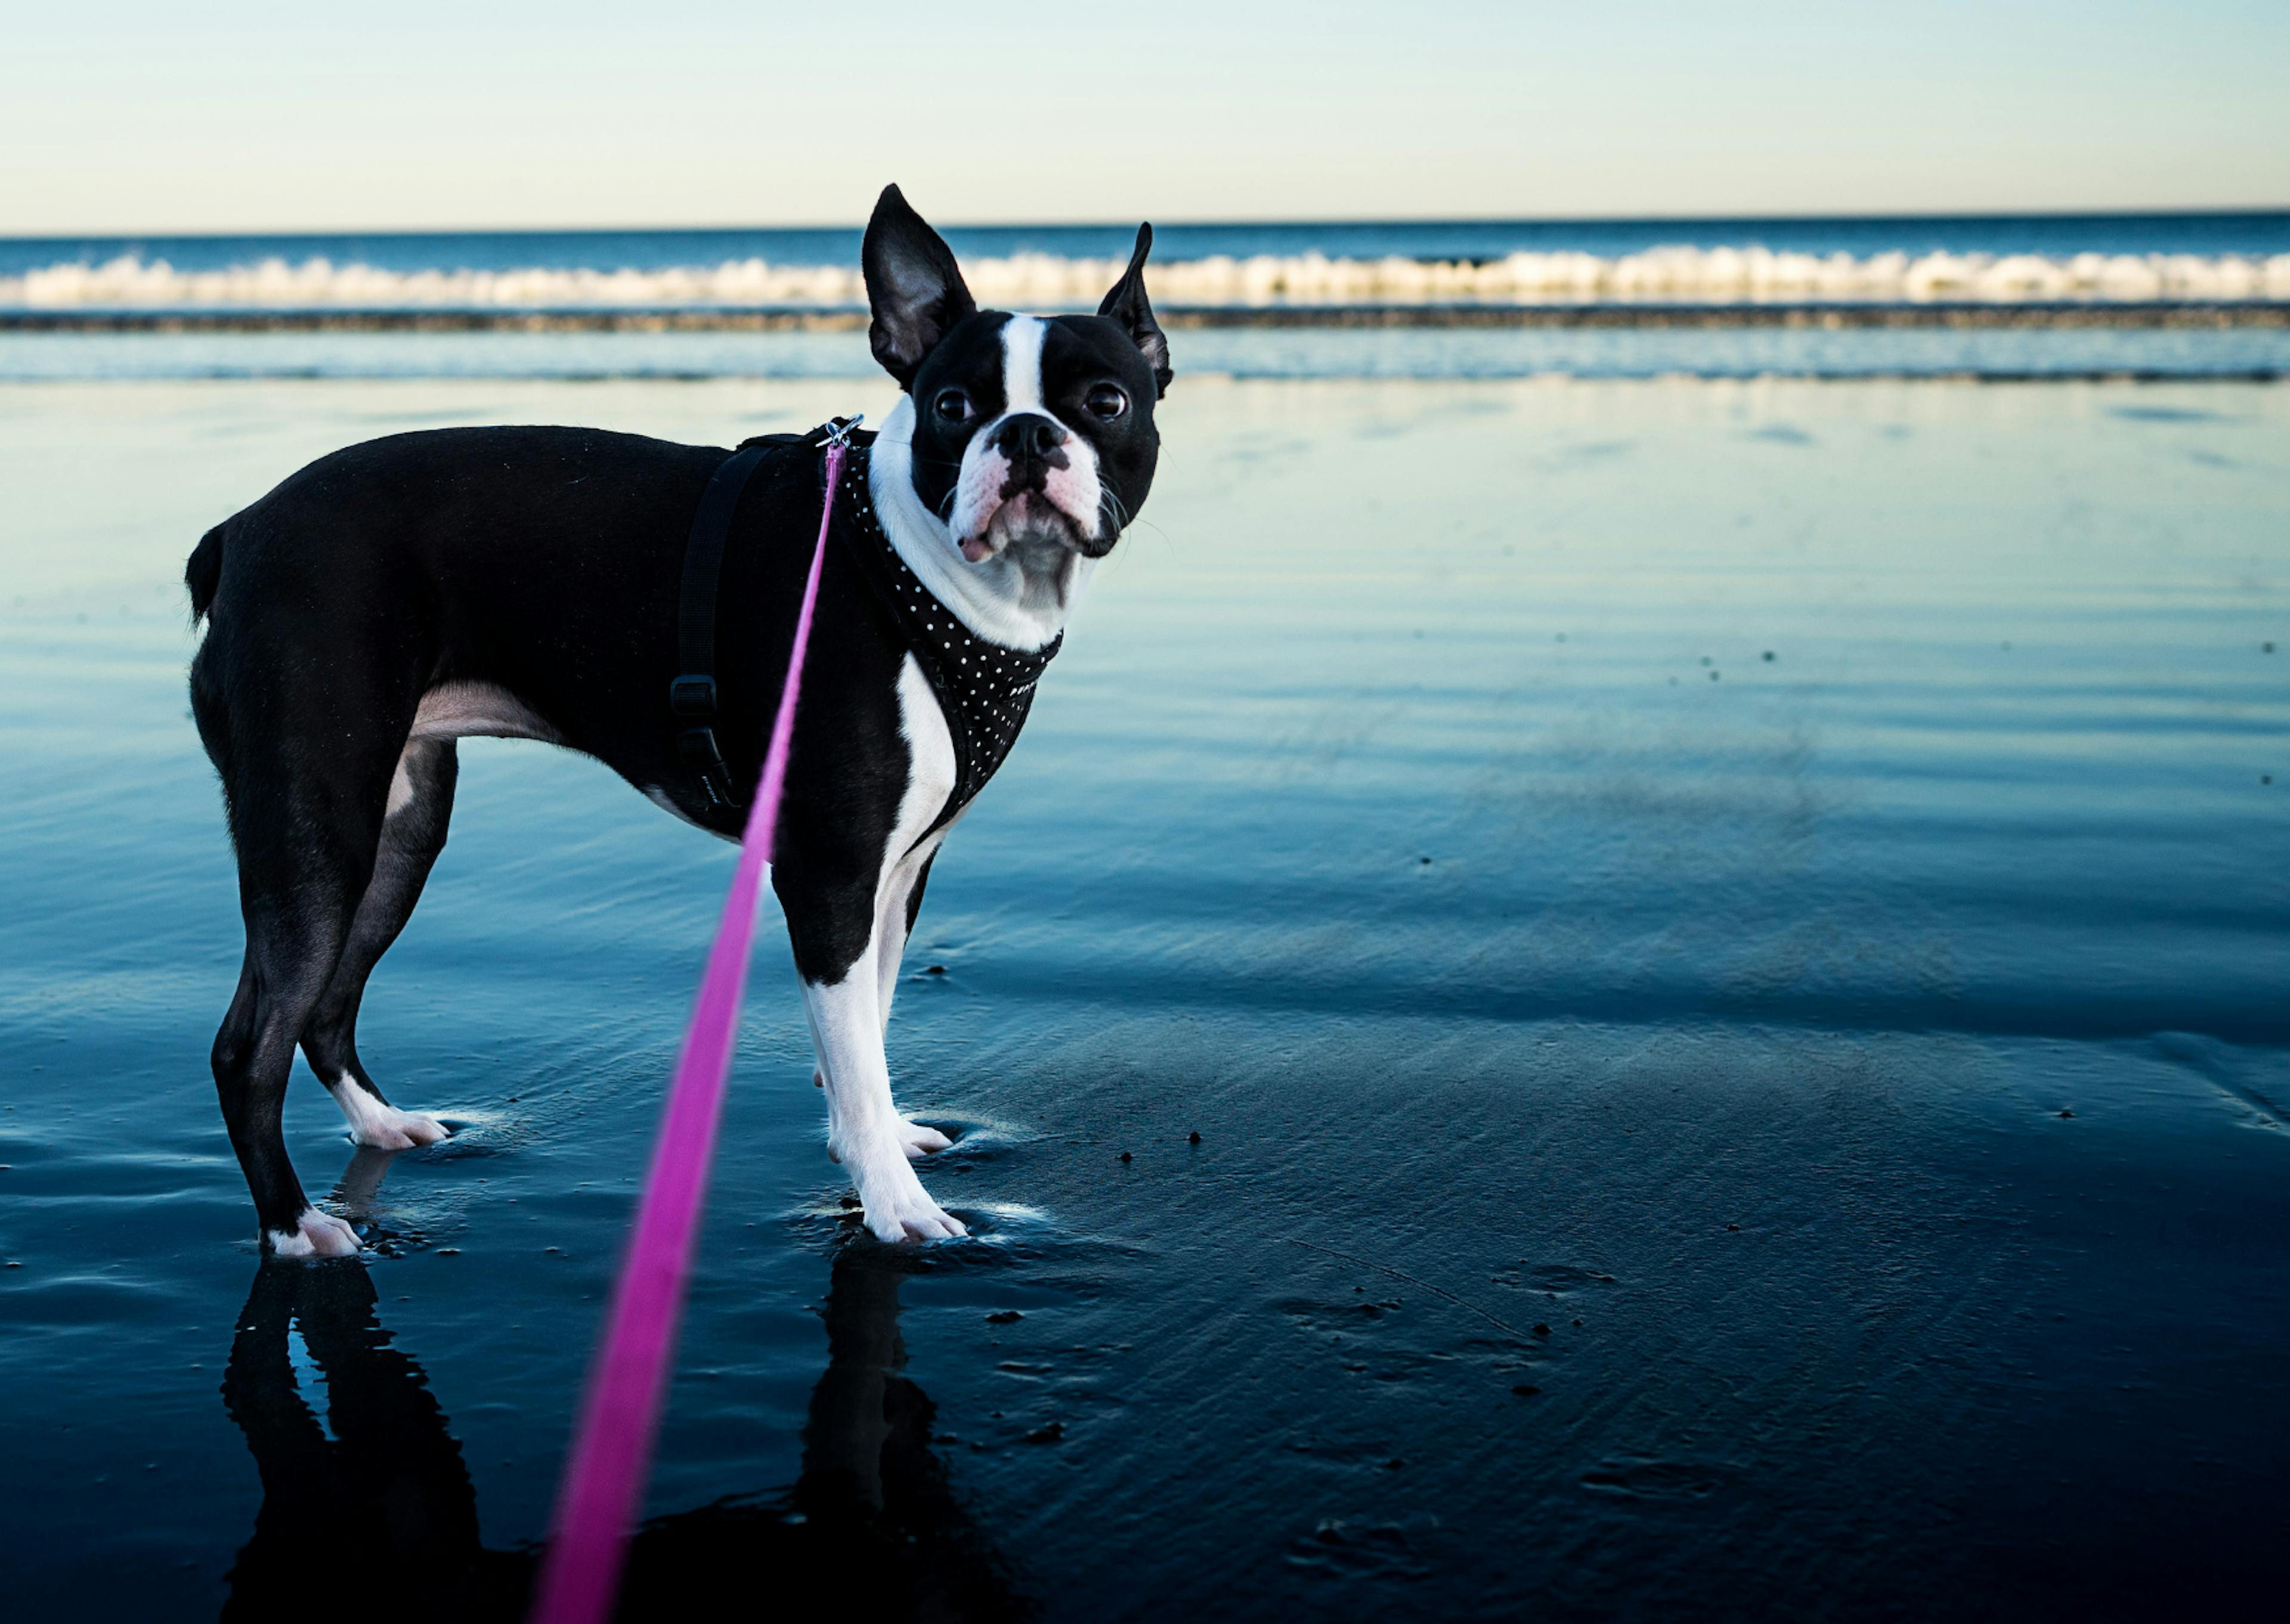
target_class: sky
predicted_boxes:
[2,1,2285,234]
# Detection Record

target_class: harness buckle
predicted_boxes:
[676,725,738,809]
[669,674,717,717]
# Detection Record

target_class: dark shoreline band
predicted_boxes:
[5,300,2288,334]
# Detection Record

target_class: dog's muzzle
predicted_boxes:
[957,412,1108,562]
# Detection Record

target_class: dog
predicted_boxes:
[187,185,1171,1255]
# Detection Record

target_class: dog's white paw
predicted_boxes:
[268,1207,361,1258]
[328,1079,450,1151]
[838,1132,967,1243]
[352,1108,449,1151]
[896,1117,953,1160]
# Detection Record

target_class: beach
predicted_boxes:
[2,365,2285,1618]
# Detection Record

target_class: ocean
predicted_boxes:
[9,212,2290,310]
[5,212,2288,386]
[2,216,2287,1620]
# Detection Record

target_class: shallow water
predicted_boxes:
[2,376,2286,1621]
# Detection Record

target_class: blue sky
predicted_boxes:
[3,1,2285,233]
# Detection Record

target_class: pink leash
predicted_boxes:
[529,429,853,1624]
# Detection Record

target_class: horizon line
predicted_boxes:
[5,202,2289,246]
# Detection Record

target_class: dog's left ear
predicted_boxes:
[863,184,979,390]
[1098,223,1172,398]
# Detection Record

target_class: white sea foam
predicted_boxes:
[6,248,2289,309]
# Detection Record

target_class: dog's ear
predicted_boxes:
[1097,222,1171,398]
[862,184,978,390]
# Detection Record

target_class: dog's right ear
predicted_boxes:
[862,184,978,390]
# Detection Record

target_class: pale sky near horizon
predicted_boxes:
[3,1,2285,235]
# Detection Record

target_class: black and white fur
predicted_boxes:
[187,186,1169,1255]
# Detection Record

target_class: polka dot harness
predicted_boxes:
[833,444,1062,832]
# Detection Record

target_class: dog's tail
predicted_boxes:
[186,521,227,624]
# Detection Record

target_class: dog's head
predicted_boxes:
[863,184,1169,572]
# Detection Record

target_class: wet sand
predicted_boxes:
[9,300,2288,331]
[1,377,2285,1620]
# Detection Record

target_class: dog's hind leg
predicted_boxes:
[299,738,458,1151]
[197,651,404,1256]
[213,842,377,1257]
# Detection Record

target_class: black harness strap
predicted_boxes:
[670,441,775,809]
[670,419,865,810]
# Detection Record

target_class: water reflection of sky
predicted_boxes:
[2,376,2285,1619]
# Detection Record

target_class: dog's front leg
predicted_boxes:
[868,842,953,1161]
[802,961,967,1242]
[807,845,949,1163]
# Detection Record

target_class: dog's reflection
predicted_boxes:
[221,1228,1026,1621]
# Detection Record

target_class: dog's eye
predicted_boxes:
[933,389,973,424]
[1085,385,1128,422]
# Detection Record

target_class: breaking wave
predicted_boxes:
[7,247,2290,310]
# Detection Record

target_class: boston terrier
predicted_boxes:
[186,185,1171,1256]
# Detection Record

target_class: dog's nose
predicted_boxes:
[994,413,1067,463]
